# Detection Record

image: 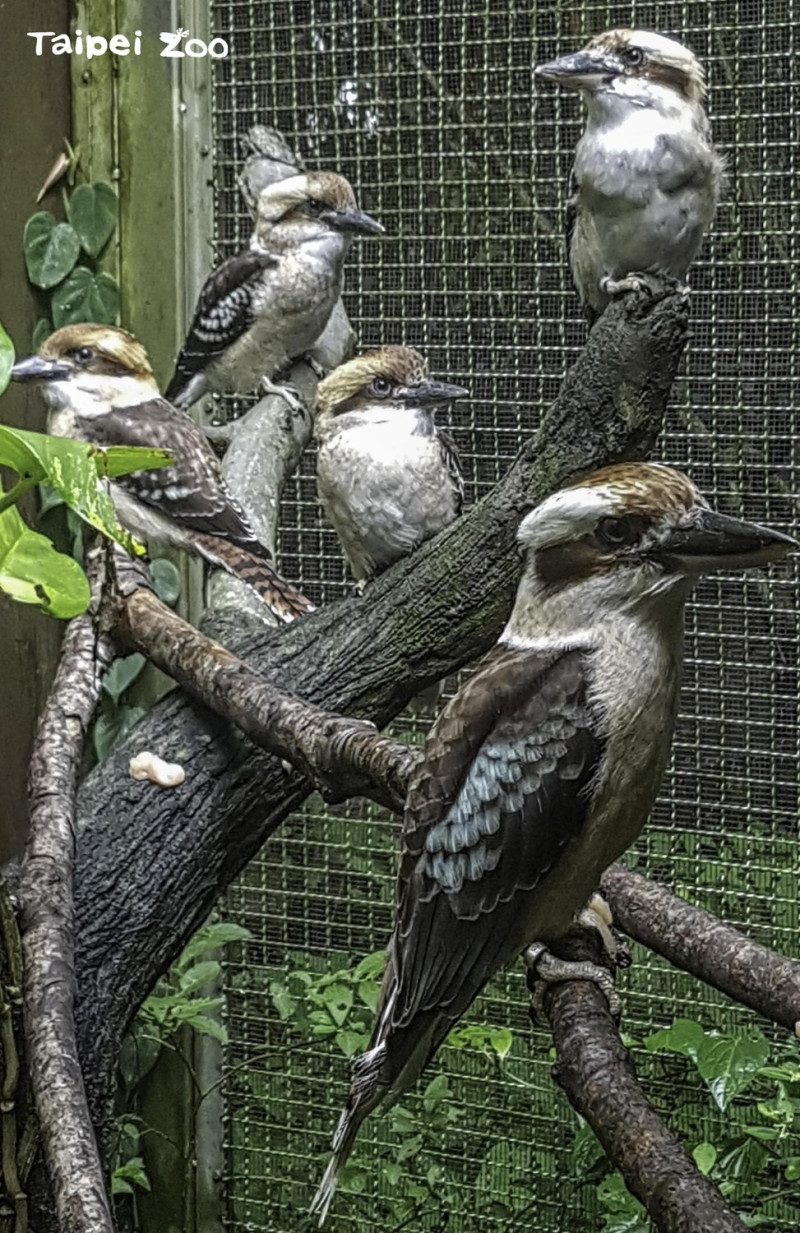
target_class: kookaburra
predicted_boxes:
[11,324,313,622]
[165,172,384,410]
[314,346,467,586]
[311,462,795,1221]
[536,29,723,323]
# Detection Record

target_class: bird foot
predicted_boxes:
[524,942,622,1022]
[600,272,651,300]
[259,375,306,415]
[301,352,330,381]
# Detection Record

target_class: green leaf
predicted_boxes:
[23,213,80,288]
[32,318,53,352]
[357,980,378,1012]
[354,950,386,980]
[0,322,14,397]
[111,1157,151,1195]
[184,1013,228,1044]
[320,983,353,1027]
[177,922,251,968]
[150,557,181,606]
[269,983,296,1021]
[0,425,170,555]
[696,1032,771,1111]
[335,1028,367,1057]
[693,1142,717,1175]
[93,704,147,761]
[784,1158,800,1181]
[422,1073,450,1112]
[0,500,89,617]
[490,1026,513,1059]
[178,960,220,994]
[644,1018,707,1061]
[572,1122,606,1174]
[102,653,147,704]
[67,181,118,257]
[51,267,120,327]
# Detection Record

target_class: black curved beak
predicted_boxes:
[322,208,385,236]
[407,379,469,406]
[663,509,797,571]
[535,50,621,90]
[11,355,70,382]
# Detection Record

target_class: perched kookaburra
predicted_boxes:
[11,325,313,622]
[536,29,723,323]
[314,346,467,585]
[165,172,384,410]
[311,462,794,1221]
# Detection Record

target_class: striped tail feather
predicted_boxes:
[193,535,314,623]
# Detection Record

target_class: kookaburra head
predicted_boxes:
[254,171,384,254]
[10,324,159,433]
[316,345,467,427]
[535,28,705,115]
[508,461,794,641]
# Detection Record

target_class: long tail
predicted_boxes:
[193,535,315,623]
[310,1044,388,1226]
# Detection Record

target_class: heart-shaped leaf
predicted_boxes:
[149,557,182,606]
[0,498,89,618]
[102,652,147,704]
[0,323,14,398]
[23,212,80,289]
[51,267,120,327]
[67,182,118,257]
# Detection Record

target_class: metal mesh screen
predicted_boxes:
[210,2,800,1228]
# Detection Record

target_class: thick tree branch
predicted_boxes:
[544,977,749,1233]
[18,559,116,1233]
[108,584,416,812]
[601,864,800,1036]
[73,286,688,1142]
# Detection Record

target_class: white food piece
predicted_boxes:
[129,751,186,788]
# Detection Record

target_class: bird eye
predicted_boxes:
[622,47,645,67]
[74,346,94,364]
[306,199,324,216]
[596,515,640,550]
[370,377,392,397]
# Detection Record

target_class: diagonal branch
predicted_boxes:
[543,975,749,1233]
[108,583,416,813]
[601,864,800,1037]
[18,555,116,1233]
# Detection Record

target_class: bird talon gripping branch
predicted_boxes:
[311,461,794,1224]
[524,943,622,1023]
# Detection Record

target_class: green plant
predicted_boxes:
[571,1017,800,1230]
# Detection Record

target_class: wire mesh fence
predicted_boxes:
[209,1,800,1228]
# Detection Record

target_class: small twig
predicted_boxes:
[601,864,800,1036]
[18,556,116,1233]
[107,584,416,813]
[544,976,749,1232]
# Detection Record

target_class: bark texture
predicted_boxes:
[112,585,417,812]
[602,864,800,1036]
[19,566,116,1233]
[546,978,749,1233]
[73,286,688,1143]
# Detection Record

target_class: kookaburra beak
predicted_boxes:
[11,355,71,382]
[662,509,797,571]
[535,50,620,90]
[323,208,385,236]
[408,379,469,406]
